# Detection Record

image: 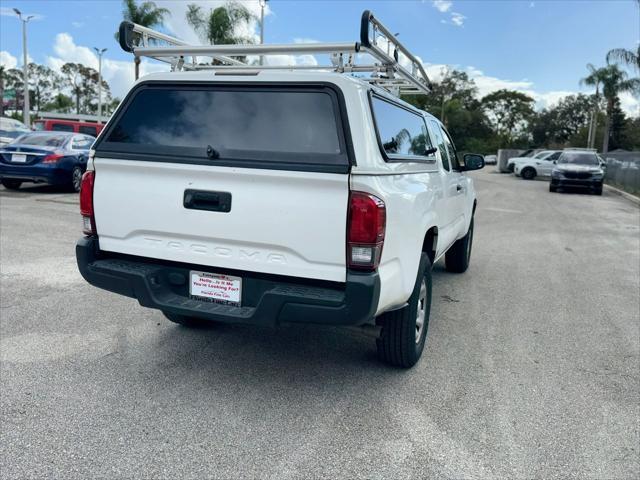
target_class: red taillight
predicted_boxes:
[42,153,64,163]
[347,191,386,270]
[79,171,96,236]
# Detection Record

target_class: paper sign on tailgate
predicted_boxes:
[190,271,242,305]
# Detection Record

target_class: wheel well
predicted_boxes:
[422,227,438,265]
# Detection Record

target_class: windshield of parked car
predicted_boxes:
[0,118,30,138]
[558,152,599,166]
[533,151,551,159]
[14,133,68,148]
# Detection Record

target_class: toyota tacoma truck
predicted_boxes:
[76,12,485,368]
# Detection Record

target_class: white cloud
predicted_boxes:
[0,50,18,69]
[432,1,452,13]
[451,12,466,27]
[0,50,33,68]
[263,54,318,67]
[46,33,167,100]
[618,92,640,117]
[51,33,98,69]
[294,38,319,44]
[71,21,84,28]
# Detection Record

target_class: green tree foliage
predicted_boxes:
[27,63,62,113]
[43,93,74,113]
[117,0,170,79]
[60,63,110,115]
[621,116,640,150]
[186,1,256,45]
[481,89,535,147]
[0,67,22,115]
[403,70,494,153]
[118,0,169,36]
[531,94,593,146]
[596,64,640,152]
[107,97,122,115]
[607,45,640,72]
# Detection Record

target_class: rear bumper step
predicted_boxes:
[76,237,380,326]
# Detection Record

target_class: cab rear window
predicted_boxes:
[95,83,351,172]
[370,95,434,162]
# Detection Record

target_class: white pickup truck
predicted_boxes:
[76,12,484,368]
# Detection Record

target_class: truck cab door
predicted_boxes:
[440,126,468,234]
[427,119,465,254]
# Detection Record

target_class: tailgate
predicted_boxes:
[91,81,353,283]
[93,159,349,282]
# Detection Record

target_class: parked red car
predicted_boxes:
[34,119,105,137]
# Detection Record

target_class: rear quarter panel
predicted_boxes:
[351,170,441,315]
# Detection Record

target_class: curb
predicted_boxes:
[603,184,640,206]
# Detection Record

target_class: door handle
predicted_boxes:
[183,189,232,212]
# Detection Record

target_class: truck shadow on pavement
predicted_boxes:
[117,264,458,383]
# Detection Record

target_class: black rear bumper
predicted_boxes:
[76,237,380,327]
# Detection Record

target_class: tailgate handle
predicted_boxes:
[183,190,232,213]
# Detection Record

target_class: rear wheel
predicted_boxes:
[521,167,536,180]
[508,163,515,173]
[549,184,557,192]
[1,179,22,190]
[162,311,212,328]
[70,166,83,193]
[445,216,474,273]
[376,254,432,368]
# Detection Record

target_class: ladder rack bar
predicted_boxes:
[359,10,431,92]
[134,42,360,58]
[119,20,245,66]
[117,10,433,96]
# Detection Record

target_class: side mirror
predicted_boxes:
[463,153,484,171]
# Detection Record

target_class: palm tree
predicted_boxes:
[119,0,170,79]
[606,45,640,72]
[580,63,606,149]
[186,2,256,45]
[597,64,640,153]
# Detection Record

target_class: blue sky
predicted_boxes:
[1,0,639,113]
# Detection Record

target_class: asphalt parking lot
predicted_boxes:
[1,169,639,479]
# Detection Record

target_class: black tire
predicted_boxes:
[162,311,212,328]
[1,179,22,190]
[549,185,557,193]
[521,167,536,180]
[508,164,515,173]
[594,186,603,196]
[376,254,432,368]
[70,166,83,193]
[445,216,474,273]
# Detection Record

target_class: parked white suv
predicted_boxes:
[76,13,484,368]
[513,150,562,179]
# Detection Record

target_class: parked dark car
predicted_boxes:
[0,132,94,192]
[549,150,605,195]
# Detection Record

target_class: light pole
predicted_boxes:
[94,48,107,120]
[13,8,34,128]
[259,0,268,65]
